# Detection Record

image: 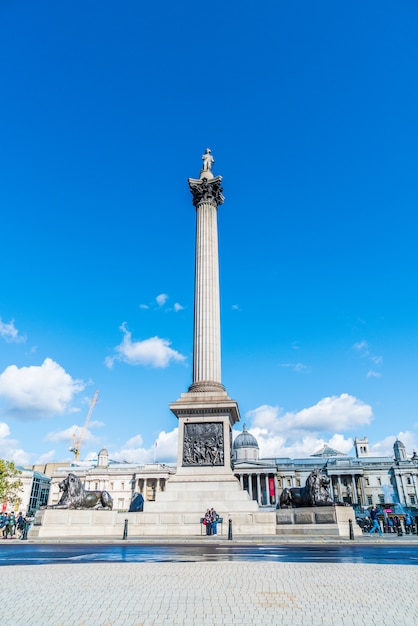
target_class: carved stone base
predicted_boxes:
[275,505,362,537]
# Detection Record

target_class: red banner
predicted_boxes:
[269,477,275,497]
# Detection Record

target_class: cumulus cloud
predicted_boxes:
[105,323,186,369]
[0,422,30,465]
[369,431,417,457]
[109,428,178,464]
[46,419,103,444]
[0,358,85,418]
[174,303,184,312]
[0,318,26,343]
[243,394,372,458]
[35,450,57,464]
[156,293,168,307]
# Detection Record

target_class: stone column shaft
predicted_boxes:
[193,201,221,384]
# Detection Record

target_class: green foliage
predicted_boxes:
[0,459,23,504]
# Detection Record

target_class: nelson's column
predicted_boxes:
[144,150,275,535]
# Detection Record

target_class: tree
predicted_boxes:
[0,459,23,508]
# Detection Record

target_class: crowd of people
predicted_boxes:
[357,509,418,536]
[202,508,219,535]
[0,511,28,540]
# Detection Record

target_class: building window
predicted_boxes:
[407,477,412,485]
[296,480,300,487]
[95,482,98,490]
[365,478,369,486]
[287,479,291,487]
[378,494,384,504]
[411,495,416,505]
[367,496,373,505]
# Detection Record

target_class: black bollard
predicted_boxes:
[228,518,233,541]
[349,518,354,540]
[123,518,128,540]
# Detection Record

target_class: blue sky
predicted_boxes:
[1,1,418,466]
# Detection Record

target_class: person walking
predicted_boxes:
[405,514,412,534]
[369,506,383,537]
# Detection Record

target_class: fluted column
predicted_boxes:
[188,174,225,393]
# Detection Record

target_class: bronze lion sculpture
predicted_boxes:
[52,472,113,510]
[278,469,334,508]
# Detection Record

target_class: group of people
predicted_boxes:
[0,511,27,540]
[367,506,417,537]
[203,508,219,536]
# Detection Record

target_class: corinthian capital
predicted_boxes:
[188,176,224,208]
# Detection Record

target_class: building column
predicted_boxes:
[352,475,359,505]
[337,476,342,502]
[257,474,262,505]
[248,474,253,500]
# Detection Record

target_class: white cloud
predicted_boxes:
[0,422,30,465]
[105,323,186,369]
[0,358,85,418]
[139,304,149,310]
[243,394,372,458]
[174,303,184,312]
[353,340,369,355]
[353,340,382,371]
[232,304,241,311]
[0,318,26,343]
[109,428,178,464]
[125,434,143,447]
[46,420,103,444]
[280,363,309,373]
[367,370,381,379]
[370,431,417,457]
[35,450,56,464]
[0,422,11,438]
[156,293,168,307]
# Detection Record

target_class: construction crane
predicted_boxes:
[69,390,99,462]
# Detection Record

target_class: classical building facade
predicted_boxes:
[47,448,176,511]
[42,433,418,517]
[233,427,418,514]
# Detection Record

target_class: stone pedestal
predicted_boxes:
[275,505,362,537]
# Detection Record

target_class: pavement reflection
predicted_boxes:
[1,542,418,566]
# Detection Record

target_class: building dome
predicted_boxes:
[394,439,407,462]
[233,425,259,463]
[97,448,109,468]
[233,424,259,450]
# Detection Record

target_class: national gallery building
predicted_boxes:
[38,426,418,519]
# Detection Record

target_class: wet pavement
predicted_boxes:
[2,541,418,566]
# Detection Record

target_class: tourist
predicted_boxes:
[5,512,16,539]
[204,509,212,536]
[211,508,219,535]
[0,512,8,538]
[16,512,25,538]
[369,506,382,537]
[405,514,412,534]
